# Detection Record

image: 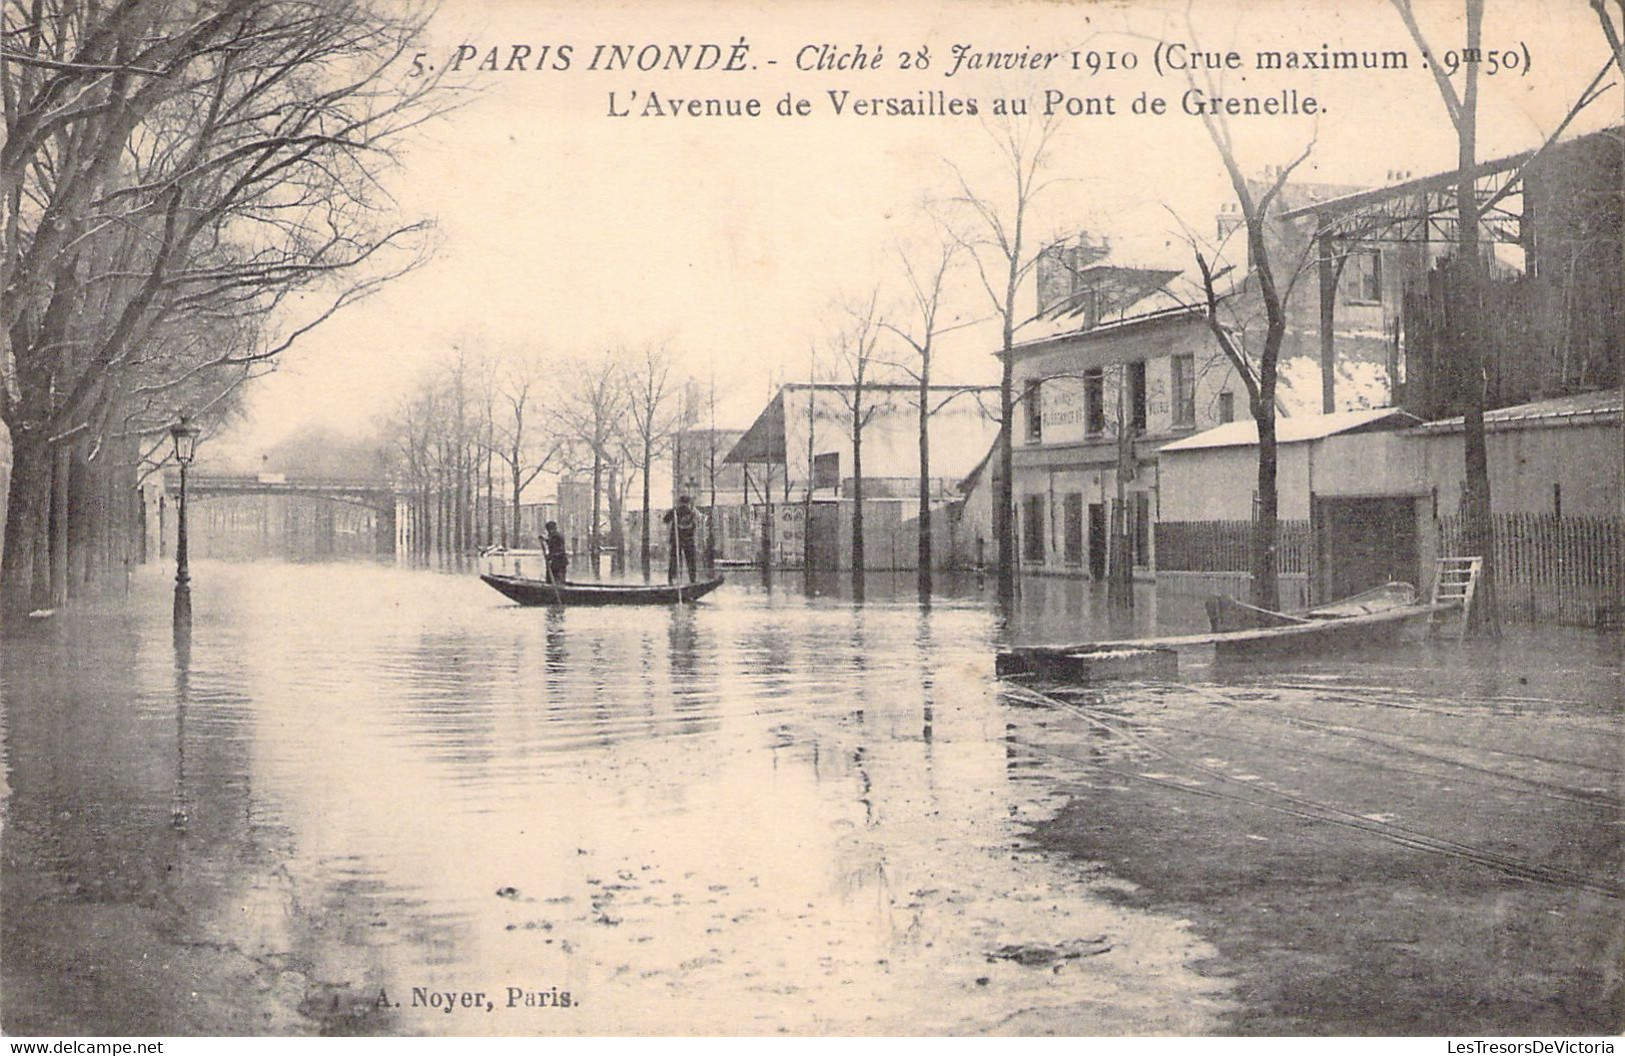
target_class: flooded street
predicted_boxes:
[2,562,1619,1035]
[2,563,1231,1036]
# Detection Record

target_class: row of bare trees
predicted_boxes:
[379,343,718,579]
[0,0,446,623]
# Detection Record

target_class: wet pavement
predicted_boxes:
[1,562,1619,1035]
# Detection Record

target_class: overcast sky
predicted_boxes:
[216,0,1620,462]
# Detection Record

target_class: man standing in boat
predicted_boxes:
[663,495,702,583]
[542,521,568,583]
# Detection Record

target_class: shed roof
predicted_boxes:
[1410,389,1622,433]
[1159,407,1418,453]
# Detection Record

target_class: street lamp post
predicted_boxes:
[170,417,200,627]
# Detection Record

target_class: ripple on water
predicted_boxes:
[2,562,1235,1036]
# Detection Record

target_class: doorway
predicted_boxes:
[1064,493,1084,567]
[1313,495,1420,601]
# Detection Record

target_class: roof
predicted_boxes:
[958,444,994,495]
[722,383,1001,467]
[723,391,786,465]
[1281,125,1622,221]
[1410,389,1622,434]
[1159,407,1419,453]
[1011,302,1208,359]
[1036,264,1184,325]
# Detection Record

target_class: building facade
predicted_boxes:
[1002,305,1244,579]
[1156,392,1622,624]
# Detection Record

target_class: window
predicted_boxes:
[1084,368,1105,434]
[1128,361,1147,434]
[1218,391,1235,424]
[1024,380,1043,443]
[1023,494,1046,562]
[1171,354,1196,427]
[1345,250,1382,304]
[812,452,839,490]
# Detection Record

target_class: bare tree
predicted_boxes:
[948,116,1062,607]
[555,355,629,579]
[385,386,444,562]
[488,353,564,547]
[800,347,820,577]
[1389,0,1498,632]
[622,343,679,579]
[1389,0,1614,632]
[878,238,973,600]
[1,0,446,620]
[822,292,888,599]
[1172,20,1315,614]
[701,366,725,570]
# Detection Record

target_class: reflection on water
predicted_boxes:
[1,562,1232,1036]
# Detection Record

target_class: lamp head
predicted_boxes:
[170,417,201,465]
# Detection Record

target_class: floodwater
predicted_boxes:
[4,563,1621,1035]
[1,562,1246,1036]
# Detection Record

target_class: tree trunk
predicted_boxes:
[1451,4,1499,635]
[1,433,53,623]
[1109,502,1134,606]
[485,434,495,549]
[461,447,473,557]
[917,370,932,599]
[590,451,603,579]
[640,436,653,580]
[68,445,93,593]
[1252,409,1282,612]
[851,407,866,601]
[707,432,718,571]
[995,340,1015,606]
[50,443,71,607]
[607,463,625,575]
[512,459,525,547]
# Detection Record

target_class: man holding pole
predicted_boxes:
[663,495,701,583]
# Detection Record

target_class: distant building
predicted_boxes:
[1224,174,1400,415]
[672,427,752,562]
[957,233,1249,579]
[723,383,1000,570]
[554,477,595,558]
[1280,125,1622,417]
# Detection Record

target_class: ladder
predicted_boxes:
[1430,555,1482,638]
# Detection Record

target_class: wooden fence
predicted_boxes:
[1155,520,1311,575]
[1439,513,1623,626]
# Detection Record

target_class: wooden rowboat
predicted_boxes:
[480,573,725,607]
[1206,581,1420,633]
[999,582,1451,678]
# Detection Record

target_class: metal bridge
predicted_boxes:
[165,472,397,513]
[162,472,399,558]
